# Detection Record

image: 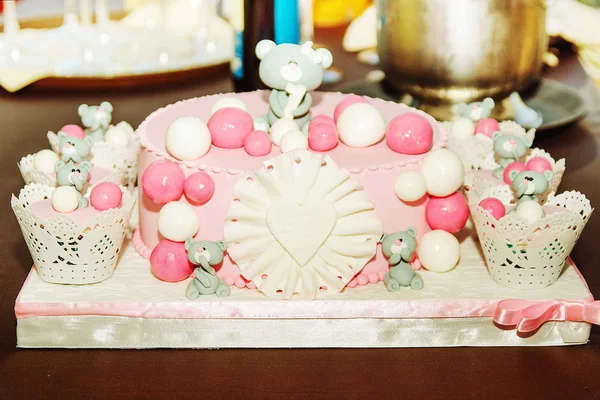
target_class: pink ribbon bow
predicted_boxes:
[494,299,600,333]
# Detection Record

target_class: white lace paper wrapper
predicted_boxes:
[18,153,124,187]
[469,190,593,290]
[11,184,136,285]
[224,150,383,300]
[48,127,140,186]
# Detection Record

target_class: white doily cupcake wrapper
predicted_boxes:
[11,183,136,285]
[48,131,140,186]
[469,191,593,290]
[18,154,124,187]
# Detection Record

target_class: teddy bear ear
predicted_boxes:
[525,137,534,147]
[54,160,65,172]
[543,170,553,181]
[509,169,520,183]
[315,48,333,69]
[216,240,228,252]
[491,131,503,141]
[406,227,417,238]
[255,40,276,60]
[483,97,495,109]
[80,161,92,171]
[184,237,195,251]
[84,136,95,147]
[78,104,89,116]
[100,101,113,112]
[457,103,468,114]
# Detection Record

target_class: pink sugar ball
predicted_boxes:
[425,191,469,233]
[244,130,272,156]
[308,115,338,151]
[526,157,553,174]
[208,107,254,149]
[150,239,194,282]
[333,95,369,122]
[386,113,433,155]
[503,161,527,184]
[59,124,85,139]
[141,160,185,204]
[478,197,506,220]
[90,182,122,211]
[474,118,499,138]
[184,171,215,204]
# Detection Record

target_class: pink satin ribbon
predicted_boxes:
[494,299,600,333]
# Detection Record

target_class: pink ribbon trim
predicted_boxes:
[494,299,600,333]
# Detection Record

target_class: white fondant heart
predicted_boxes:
[266,201,337,267]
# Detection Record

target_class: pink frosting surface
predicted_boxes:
[136,91,448,288]
[29,199,103,223]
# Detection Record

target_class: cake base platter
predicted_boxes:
[14,228,594,348]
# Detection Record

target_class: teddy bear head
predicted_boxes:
[255,40,333,91]
[457,97,495,121]
[509,169,553,197]
[380,227,418,262]
[185,238,228,267]
[78,101,113,131]
[57,131,94,163]
[54,160,91,191]
[492,131,532,160]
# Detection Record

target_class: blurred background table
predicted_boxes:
[1,26,599,399]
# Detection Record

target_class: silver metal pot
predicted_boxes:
[377,0,548,107]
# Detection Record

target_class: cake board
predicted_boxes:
[14,230,595,348]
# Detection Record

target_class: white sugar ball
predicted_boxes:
[280,130,308,153]
[515,201,545,224]
[394,170,427,202]
[337,103,386,147]
[418,230,460,273]
[105,125,129,146]
[269,118,298,146]
[166,117,211,161]
[210,97,248,116]
[33,149,59,174]
[421,148,464,197]
[52,186,80,213]
[451,117,475,140]
[253,116,270,132]
[157,201,200,242]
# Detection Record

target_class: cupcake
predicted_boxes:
[11,180,135,285]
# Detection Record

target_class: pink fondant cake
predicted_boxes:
[136,91,448,289]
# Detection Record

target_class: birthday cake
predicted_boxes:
[11,40,600,348]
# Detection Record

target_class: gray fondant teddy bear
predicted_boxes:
[457,97,495,121]
[57,131,94,163]
[509,169,553,205]
[184,238,231,298]
[381,227,424,291]
[54,160,91,208]
[78,101,113,142]
[255,40,333,128]
[491,131,533,179]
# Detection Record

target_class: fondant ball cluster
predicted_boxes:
[386,113,433,155]
[158,201,200,242]
[420,149,464,197]
[333,94,368,122]
[211,97,248,115]
[184,172,215,204]
[60,124,85,139]
[337,102,386,148]
[393,170,427,202]
[141,160,185,204]
[526,157,553,174]
[150,239,194,282]
[418,230,460,273]
[208,107,254,149]
[244,130,272,156]
[451,117,499,139]
[166,117,211,160]
[52,186,80,213]
[475,118,499,138]
[426,192,469,234]
[90,182,122,211]
[308,115,338,151]
[478,197,506,220]
[269,118,298,147]
[515,200,545,223]
[34,149,60,174]
[281,130,308,153]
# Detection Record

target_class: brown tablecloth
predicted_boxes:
[1,27,599,398]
